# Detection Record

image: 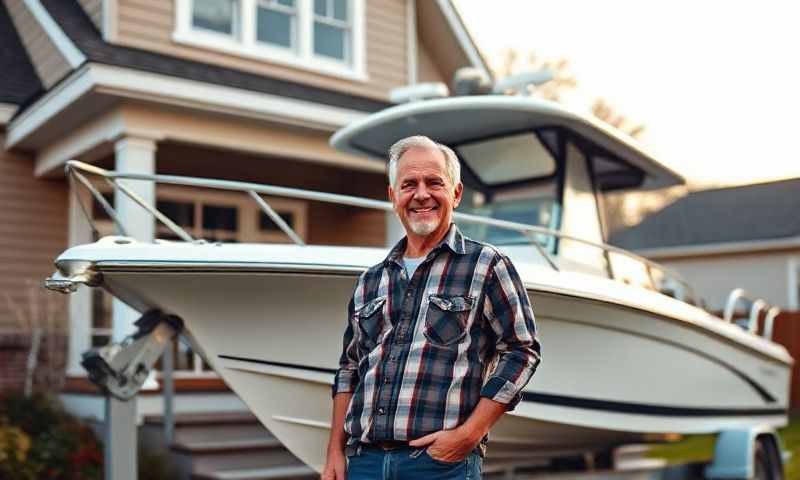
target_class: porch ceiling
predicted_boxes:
[35,100,385,176]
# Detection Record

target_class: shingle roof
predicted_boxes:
[37,0,389,113]
[610,177,800,250]
[0,2,43,105]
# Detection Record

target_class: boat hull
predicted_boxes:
[95,267,791,471]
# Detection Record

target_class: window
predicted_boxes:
[192,0,238,36]
[175,0,366,80]
[313,0,349,62]
[458,133,557,185]
[455,130,562,249]
[257,0,296,49]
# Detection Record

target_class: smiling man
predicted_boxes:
[322,135,541,480]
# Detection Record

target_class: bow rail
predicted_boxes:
[66,159,702,309]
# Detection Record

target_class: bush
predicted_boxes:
[0,392,102,480]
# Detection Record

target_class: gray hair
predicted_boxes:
[388,135,461,191]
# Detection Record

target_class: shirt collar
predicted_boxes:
[384,223,466,267]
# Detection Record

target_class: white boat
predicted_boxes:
[47,95,792,471]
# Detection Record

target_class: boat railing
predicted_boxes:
[723,288,781,340]
[66,159,700,308]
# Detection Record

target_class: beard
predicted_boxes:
[408,217,439,236]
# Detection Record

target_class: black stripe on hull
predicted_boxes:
[521,392,785,417]
[218,355,786,418]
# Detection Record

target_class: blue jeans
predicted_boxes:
[347,445,481,480]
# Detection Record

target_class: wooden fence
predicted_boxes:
[770,312,800,409]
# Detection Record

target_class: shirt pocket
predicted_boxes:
[424,295,475,347]
[355,295,387,352]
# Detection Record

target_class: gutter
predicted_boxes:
[635,236,800,260]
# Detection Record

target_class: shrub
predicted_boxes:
[0,392,102,480]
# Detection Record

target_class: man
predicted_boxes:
[322,135,541,480]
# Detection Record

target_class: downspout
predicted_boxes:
[406,0,417,85]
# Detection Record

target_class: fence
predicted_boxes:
[771,311,800,409]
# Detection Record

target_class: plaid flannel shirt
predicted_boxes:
[333,224,541,446]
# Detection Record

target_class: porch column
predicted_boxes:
[66,186,94,376]
[106,136,156,480]
[111,136,156,341]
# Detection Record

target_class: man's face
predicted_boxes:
[388,147,463,241]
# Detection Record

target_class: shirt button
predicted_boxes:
[406,291,412,298]
[383,377,390,384]
[378,407,386,415]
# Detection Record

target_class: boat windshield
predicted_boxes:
[455,131,561,250]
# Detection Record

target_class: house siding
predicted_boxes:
[0,138,68,329]
[77,0,102,31]
[655,252,795,310]
[417,34,445,83]
[113,0,408,101]
[3,0,71,89]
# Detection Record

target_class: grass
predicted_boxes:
[646,414,800,478]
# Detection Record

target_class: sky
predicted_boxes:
[455,0,800,188]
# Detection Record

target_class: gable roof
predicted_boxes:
[610,177,800,251]
[0,2,43,106]
[33,0,389,113]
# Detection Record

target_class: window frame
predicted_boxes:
[174,0,367,82]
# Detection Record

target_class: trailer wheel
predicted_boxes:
[754,436,783,480]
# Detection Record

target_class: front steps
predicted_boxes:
[141,412,316,480]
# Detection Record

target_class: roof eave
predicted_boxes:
[635,236,800,260]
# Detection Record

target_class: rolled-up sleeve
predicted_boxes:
[332,293,360,396]
[480,254,541,410]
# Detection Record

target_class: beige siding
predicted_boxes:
[113,0,408,101]
[78,0,103,31]
[0,138,68,328]
[3,0,71,89]
[417,35,445,83]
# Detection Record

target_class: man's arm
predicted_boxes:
[322,392,353,480]
[322,295,361,479]
[478,254,541,408]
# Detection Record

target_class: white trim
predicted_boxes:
[435,0,490,79]
[22,0,86,68]
[406,0,417,85]
[8,62,368,148]
[173,0,367,82]
[6,63,95,147]
[102,0,118,42]
[0,103,17,125]
[635,236,800,260]
[788,257,799,311]
[35,110,126,176]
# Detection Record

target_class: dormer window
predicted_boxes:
[175,0,366,80]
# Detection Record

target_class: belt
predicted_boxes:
[370,440,411,451]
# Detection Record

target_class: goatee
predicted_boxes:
[409,219,438,236]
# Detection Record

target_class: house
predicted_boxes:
[610,178,800,313]
[0,0,489,421]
